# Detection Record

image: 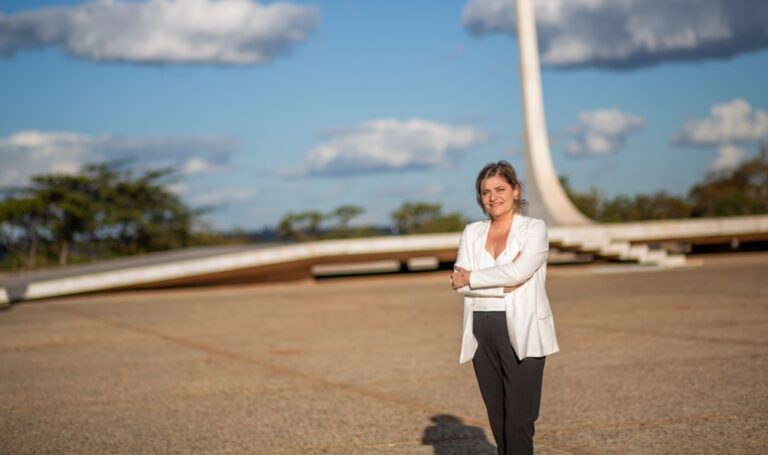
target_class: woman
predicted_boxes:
[451,161,559,455]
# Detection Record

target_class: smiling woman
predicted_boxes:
[450,160,558,455]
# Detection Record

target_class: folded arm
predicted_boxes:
[457,283,505,298]
[452,226,505,297]
[468,219,549,289]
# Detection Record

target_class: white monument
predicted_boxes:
[516,0,592,226]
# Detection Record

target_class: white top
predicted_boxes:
[473,248,507,312]
[454,215,559,363]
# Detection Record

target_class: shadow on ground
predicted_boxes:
[422,414,496,455]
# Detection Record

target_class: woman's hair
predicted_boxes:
[475,160,528,215]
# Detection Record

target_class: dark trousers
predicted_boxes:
[472,311,545,455]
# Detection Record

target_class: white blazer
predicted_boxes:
[455,214,559,364]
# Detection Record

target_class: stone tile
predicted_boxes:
[1,253,766,454]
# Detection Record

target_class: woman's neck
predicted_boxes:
[490,211,515,230]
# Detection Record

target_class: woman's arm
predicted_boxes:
[468,219,549,289]
[453,225,505,297]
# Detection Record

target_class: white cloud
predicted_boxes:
[179,157,228,175]
[124,179,257,212]
[674,99,768,146]
[186,186,258,206]
[0,0,319,65]
[462,0,768,69]
[673,98,768,171]
[0,130,238,187]
[379,182,451,199]
[566,109,644,155]
[710,144,747,173]
[425,183,449,196]
[290,119,488,176]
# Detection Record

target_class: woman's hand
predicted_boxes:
[451,266,471,290]
[453,267,521,293]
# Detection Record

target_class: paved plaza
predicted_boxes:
[1,253,767,454]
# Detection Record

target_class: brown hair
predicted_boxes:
[475,160,528,215]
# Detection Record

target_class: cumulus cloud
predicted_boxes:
[186,186,258,206]
[0,0,319,65]
[708,143,747,172]
[674,99,768,146]
[0,130,238,187]
[462,0,768,69]
[673,98,768,172]
[380,182,450,199]
[288,119,488,176]
[566,109,644,155]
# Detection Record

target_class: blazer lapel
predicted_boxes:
[472,220,490,268]
[506,215,528,260]
[473,216,528,265]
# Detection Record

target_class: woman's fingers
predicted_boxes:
[451,268,469,289]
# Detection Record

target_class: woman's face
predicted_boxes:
[481,175,519,220]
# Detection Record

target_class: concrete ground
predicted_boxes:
[1,253,767,454]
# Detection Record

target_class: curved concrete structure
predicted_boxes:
[2,215,767,305]
[0,234,460,305]
[516,0,592,226]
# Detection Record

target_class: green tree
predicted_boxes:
[427,212,468,233]
[599,195,632,222]
[688,148,768,217]
[599,192,691,222]
[326,205,364,237]
[632,192,691,220]
[107,167,196,254]
[560,176,599,220]
[391,202,440,234]
[562,145,768,222]
[31,173,95,265]
[0,196,47,268]
[391,202,467,234]
[562,176,691,222]
[276,211,324,241]
[0,162,198,268]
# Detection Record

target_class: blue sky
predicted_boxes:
[1,0,767,230]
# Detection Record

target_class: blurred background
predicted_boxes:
[2,3,768,454]
[1,0,767,270]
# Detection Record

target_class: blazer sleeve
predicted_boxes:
[454,225,505,298]
[468,219,549,289]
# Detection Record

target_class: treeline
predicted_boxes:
[563,149,768,222]
[0,161,468,270]
[2,149,766,271]
[0,163,199,269]
[276,202,467,241]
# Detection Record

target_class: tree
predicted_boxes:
[0,196,47,268]
[326,205,364,237]
[391,202,467,234]
[562,144,768,222]
[426,212,467,233]
[632,192,692,220]
[106,167,197,253]
[31,173,95,265]
[391,202,441,234]
[560,176,599,220]
[0,162,198,268]
[276,211,324,241]
[599,192,691,222]
[688,148,768,217]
